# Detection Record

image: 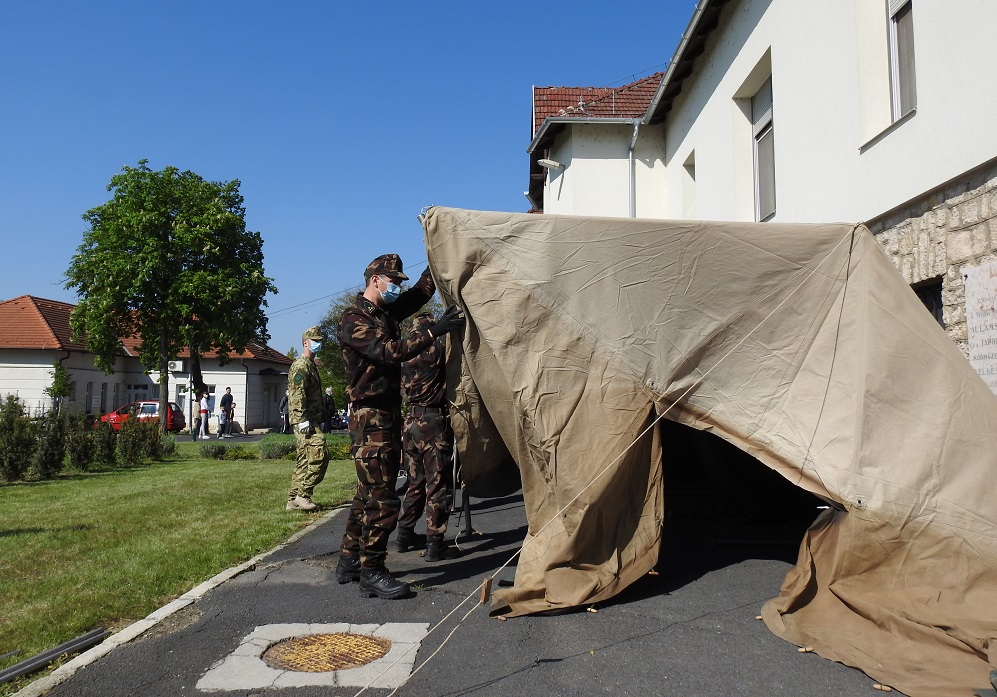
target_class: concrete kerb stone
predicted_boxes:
[13,506,348,697]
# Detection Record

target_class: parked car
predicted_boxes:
[329,410,349,430]
[98,401,186,433]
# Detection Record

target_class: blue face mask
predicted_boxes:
[380,281,402,304]
[308,340,322,353]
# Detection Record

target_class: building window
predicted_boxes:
[913,278,943,327]
[888,0,916,121]
[752,77,775,222]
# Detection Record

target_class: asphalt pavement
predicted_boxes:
[19,490,885,697]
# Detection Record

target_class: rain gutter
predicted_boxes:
[628,118,640,217]
[527,116,642,155]
[642,0,713,125]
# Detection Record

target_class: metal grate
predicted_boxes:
[262,633,392,673]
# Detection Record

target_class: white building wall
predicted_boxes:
[160,360,276,432]
[544,124,668,218]
[0,349,288,429]
[662,0,997,224]
[0,350,134,416]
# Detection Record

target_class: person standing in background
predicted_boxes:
[199,391,210,439]
[322,386,336,433]
[219,387,234,438]
[278,390,290,434]
[285,326,329,512]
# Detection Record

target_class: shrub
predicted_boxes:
[160,433,177,458]
[31,410,68,480]
[116,418,147,467]
[92,420,118,468]
[0,395,36,482]
[327,441,351,461]
[200,443,227,459]
[221,445,257,461]
[138,420,164,461]
[65,412,95,472]
[258,435,296,460]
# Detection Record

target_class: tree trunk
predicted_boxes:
[159,328,170,433]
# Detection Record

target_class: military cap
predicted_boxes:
[302,326,325,342]
[364,253,409,281]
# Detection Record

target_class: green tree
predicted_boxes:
[65,160,278,431]
[44,361,73,413]
[316,286,444,407]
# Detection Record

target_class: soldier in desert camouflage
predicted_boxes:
[395,312,459,562]
[334,254,464,599]
[285,326,329,511]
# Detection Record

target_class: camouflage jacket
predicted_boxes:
[339,266,436,404]
[287,355,324,425]
[401,313,447,407]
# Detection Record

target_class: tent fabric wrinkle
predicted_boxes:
[422,206,997,697]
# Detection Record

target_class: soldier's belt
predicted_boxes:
[352,396,400,411]
[408,405,448,415]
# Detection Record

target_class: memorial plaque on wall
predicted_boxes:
[964,260,997,395]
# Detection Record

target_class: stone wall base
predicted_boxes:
[866,157,997,357]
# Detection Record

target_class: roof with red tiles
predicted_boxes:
[0,295,87,350]
[0,295,290,365]
[532,72,664,135]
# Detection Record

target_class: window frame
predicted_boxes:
[752,77,776,222]
[888,0,916,122]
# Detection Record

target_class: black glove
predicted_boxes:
[429,305,465,337]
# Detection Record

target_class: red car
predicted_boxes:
[99,401,187,433]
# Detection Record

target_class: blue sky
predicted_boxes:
[0,1,694,355]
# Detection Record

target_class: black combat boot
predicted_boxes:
[335,554,360,584]
[424,538,461,562]
[359,567,411,599]
[393,527,427,552]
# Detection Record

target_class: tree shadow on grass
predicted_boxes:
[0,524,95,537]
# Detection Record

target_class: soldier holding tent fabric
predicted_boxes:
[395,312,459,562]
[335,254,464,599]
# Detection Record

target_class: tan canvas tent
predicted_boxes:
[421,207,997,697]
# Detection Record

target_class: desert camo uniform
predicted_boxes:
[397,312,454,545]
[338,261,436,571]
[287,344,328,503]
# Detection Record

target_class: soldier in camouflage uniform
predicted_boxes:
[395,312,459,562]
[285,326,329,512]
[334,254,464,599]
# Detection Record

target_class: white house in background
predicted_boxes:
[528,72,666,217]
[0,295,292,431]
[528,0,997,359]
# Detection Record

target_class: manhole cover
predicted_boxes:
[262,633,392,672]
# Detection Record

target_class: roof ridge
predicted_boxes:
[26,296,62,348]
[581,71,664,109]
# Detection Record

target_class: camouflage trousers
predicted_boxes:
[339,406,402,570]
[397,410,454,540]
[288,426,328,500]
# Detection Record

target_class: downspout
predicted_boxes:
[241,358,249,433]
[628,118,641,218]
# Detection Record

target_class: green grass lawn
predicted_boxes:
[0,445,356,694]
